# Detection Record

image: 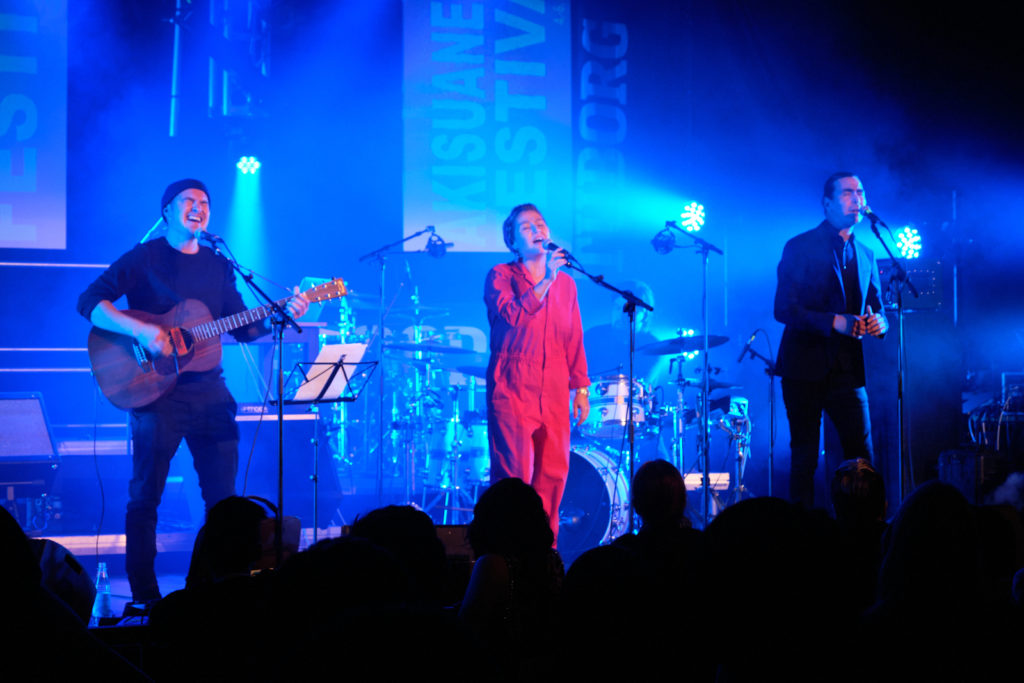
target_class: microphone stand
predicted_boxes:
[739,330,777,497]
[659,222,723,528]
[358,226,444,507]
[867,219,919,508]
[560,255,653,533]
[203,235,301,569]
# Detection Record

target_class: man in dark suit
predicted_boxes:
[774,172,888,507]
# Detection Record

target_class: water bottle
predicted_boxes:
[89,561,114,626]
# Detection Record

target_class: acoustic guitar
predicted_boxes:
[87,277,347,410]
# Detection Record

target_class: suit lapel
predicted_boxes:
[825,228,845,307]
[855,239,871,314]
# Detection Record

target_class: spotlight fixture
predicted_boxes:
[895,226,921,259]
[236,156,261,174]
[680,202,705,232]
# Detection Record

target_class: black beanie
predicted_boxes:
[160,179,210,211]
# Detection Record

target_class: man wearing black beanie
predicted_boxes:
[77,179,308,605]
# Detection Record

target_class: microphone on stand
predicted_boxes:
[651,227,676,254]
[426,230,453,258]
[859,206,889,229]
[737,331,756,364]
[198,230,225,244]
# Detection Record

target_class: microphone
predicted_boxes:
[859,206,888,228]
[198,231,224,244]
[426,232,452,258]
[736,331,756,364]
[652,227,676,255]
[545,241,578,263]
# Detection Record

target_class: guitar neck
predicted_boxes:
[189,297,292,342]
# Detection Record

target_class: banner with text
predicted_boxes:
[0,2,67,250]
[403,0,572,252]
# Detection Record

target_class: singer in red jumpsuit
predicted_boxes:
[485,203,590,544]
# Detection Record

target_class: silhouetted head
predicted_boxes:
[468,478,553,557]
[631,459,687,530]
[831,457,886,526]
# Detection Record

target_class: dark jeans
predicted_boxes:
[126,381,239,601]
[782,376,873,508]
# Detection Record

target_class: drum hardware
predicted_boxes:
[736,327,777,497]
[714,397,754,507]
[420,386,486,524]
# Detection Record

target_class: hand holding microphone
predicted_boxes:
[857,305,888,337]
[544,241,572,279]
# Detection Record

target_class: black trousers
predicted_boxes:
[126,380,238,601]
[781,375,873,508]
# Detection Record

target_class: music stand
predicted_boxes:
[272,343,376,546]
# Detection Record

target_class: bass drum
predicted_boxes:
[558,446,630,563]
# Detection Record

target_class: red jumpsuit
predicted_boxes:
[485,261,590,543]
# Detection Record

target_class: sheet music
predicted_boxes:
[292,343,368,402]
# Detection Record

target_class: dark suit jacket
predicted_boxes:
[774,221,884,384]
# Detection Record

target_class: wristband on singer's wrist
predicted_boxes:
[576,386,589,397]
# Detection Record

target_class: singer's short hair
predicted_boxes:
[823,172,858,200]
[502,203,541,254]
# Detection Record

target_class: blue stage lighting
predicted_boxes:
[680,202,705,232]
[236,156,261,174]
[896,226,921,259]
[678,328,700,360]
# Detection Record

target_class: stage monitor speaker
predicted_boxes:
[0,392,60,498]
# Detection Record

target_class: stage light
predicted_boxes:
[896,226,921,259]
[678,329,699,360]
[236,156,261,174]
[680,202,705,232]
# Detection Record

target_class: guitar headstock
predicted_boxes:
[303,277,348,303]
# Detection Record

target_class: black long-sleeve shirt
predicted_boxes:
[78,237,268,383]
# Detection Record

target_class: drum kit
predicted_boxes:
[558,330,757,556]
[309,289,494,523]
[310,287,755,539]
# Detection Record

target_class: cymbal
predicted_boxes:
[670,376,742,392]
[388,305,451,320]
[345,294,450,320]
[343,291,383,310]
[384,341,477,355]
[639,334,729,355]
[452,364,488,378]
